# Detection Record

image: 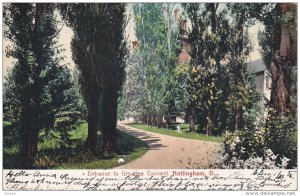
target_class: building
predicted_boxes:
[248,58,272,112]
[177,11,191,65]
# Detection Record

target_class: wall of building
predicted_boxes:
[255,72,265,94]
[263,70,272,101]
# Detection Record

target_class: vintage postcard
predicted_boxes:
[1,0,298,194]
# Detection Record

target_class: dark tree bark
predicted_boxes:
[235,104,243,132]
[269,59,290,114]
[101,88,118,157]
[20,108,38,168]
[86,89,98,152]
[234,5,245,132]
[209,3,218,34]
[20,3,45,168]
[188,103,196,132]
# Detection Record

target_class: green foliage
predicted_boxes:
[182,3,261,134]
[122,3,181,126]
[4,61,82,145]
[225,61,262,131]
[3,122,19,157]
[37,126,148,169]
[215,3,297,169]
[182,4,220,134]
[257,4,282,68]
[265,110,297,167]
[217,128,293,169]
[256,3,297,167]
[3,3,83,167]
[117,92,127,120]
[64,3,127,155]
[223,129,265,160]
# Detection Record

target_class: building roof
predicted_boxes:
[248,58,267,73]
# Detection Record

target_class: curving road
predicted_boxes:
[116,123,221,169]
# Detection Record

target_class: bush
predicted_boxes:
[34,155,57,168]
[265,110,297,168]
[216,128,294,169]
[223,129,265,159]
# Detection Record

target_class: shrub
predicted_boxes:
[265,110,297,168]
[216,128,294,169]
[34,155,57,168]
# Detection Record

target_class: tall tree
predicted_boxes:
[258,3,297,166]
[64,3,127,156]
[258,3,297,115]
[123,3,180,127]
[100,4,127,156]
[65,4,100,152]
[3,3,77,168]
[183,3,223,134]
[182,3,261,134]
[225,3,263,132]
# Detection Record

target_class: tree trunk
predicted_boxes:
[269,60,290,114]
[86,93,98,153]
[209,3,218,34]
[21,109,38,168]
[235,106,243,132]
[269,3,296,115]
[101,89,118,158]
[206,112,212,136]
[189,104,196,132]
[20,3,44,168]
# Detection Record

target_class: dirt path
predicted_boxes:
[116,123,221,169]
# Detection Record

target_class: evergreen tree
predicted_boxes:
[183,3,223,134]
[182,3,261,135]
[64,3,127,156]
[225,4,263,132]
[3,3,80,168]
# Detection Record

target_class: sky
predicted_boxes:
[248,22,265,62]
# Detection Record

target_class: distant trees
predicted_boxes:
[123,3,263,136]
[122,3,181,127]
[64,3,127,157]
[3,3,81,168]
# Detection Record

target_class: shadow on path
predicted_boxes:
[118,125,168,150]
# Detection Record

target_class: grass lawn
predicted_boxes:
[3,122,148,169]
[127,123,223,143]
